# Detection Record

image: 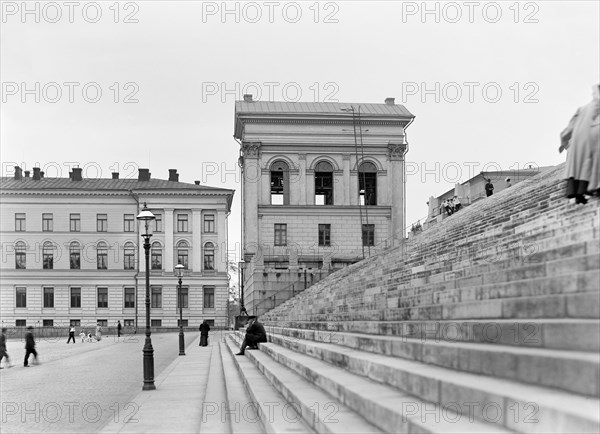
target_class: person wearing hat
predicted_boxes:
[505,177,512,188]
[24,326,38,367]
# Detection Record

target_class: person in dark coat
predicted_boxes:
[117,321,122,338]
[485,179,494,197]
[236,318,267,355]
[0,327,11,368]
[67,326,76,344]
[199,320,210,347]
[24,326,38,367]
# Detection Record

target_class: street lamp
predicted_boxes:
[136,202,156,391]
[238,260,248,315]
[175,262,185,356]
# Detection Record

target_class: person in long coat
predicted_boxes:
[23,326,38,367]
[236,318,267,355]
[199,320,210,347]
[560,84,600,204]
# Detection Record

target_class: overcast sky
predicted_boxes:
[1,0,599,261]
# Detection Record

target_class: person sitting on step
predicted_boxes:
[236,317,267,356]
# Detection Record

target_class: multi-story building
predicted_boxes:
[234,96,415,316]
[0,166,234,330]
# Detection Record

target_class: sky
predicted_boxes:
[1,0,599,263]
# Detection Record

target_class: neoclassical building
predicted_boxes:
[0,167,234,329]
[234,96,415,316]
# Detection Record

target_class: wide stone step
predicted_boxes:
[264,319,600,352]
[224,334,314,433]
[265,326,600,396]
[226,334,384,434]
[231,333,509,433]
[248,332,600,433]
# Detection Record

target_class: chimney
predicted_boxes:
[138,168,151,181]
[168,169,179,182]
[243,94,253,102]
[24,171,30,178]
[69,171,72,180]
[194,180,200,185]
[40,171,44,178]
[14,166,22,180]
[112,172,119,179]
[72,167,83,181]
[385,97,395,105]
[32,167,41,180]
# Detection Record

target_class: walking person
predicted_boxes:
[485,178,494,197]
[95,323,102,341]
[560,84,600,204]
[505,177,512,188]
[117,321,122,338]
[23,326,38,367]
[67,325,76,344]
[0,327,11,368]
[199,320,210,347]
[236,318,267,356]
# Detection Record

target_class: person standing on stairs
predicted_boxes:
[560,84,600,204]
[236,317,267,356]
[199,320,210,347]
[485,178,494,197]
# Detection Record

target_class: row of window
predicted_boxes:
[273,223,375,246]
[12,319,215,327]
[270,160,378,206]
[13,241,217,271]
[15,286,216,309]
[14,213,217,233]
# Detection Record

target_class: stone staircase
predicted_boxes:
[219,164,599,433]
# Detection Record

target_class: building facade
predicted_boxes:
[0,167,234,330]
[234,96,415,316]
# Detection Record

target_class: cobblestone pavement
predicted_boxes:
[1,331,198,433]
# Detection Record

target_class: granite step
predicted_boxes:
[264,326,600,396]
[200,341,232,434]
[244,332,600,433]
[226,334,384,434]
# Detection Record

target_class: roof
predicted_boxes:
[235,100,414,117]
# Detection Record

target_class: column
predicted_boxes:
[343,154,351,205]
[297,154,307,205]
[242,142,261,260]
[164,208,174,271]
[192,210,202,272]
[388,143,407,244]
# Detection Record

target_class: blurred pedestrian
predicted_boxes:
[67,325,76,344]
[505,177,512,188]
[0,327,11,368]
[485,178,494,197]
[117,321,122,338]
[95,323,102,341]
[560,84,600,204]
[199,320,210,347]
[452,196,462,212]
[236,317,267,356]
[23,326,38,367]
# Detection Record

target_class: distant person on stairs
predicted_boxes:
[236,318,267,356]
[199,320,210,347]
[560,84,600,204]
[485,179,494,197]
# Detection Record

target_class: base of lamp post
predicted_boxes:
[142,336,156,390]
[179,328,185,356]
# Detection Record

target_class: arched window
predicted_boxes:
[204,242,215,270]
[177,241,189,270]
[97,241,108,270]
[15,241,26,269]
[315,161,334,205]
[70,241,81,270]
[151,241,163,270]
[124,242,136,270]
[43,241,54,270]
[359,162,378,206]
[270,160,290,205]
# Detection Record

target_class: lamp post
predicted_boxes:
[136,202,156,391]
[175,262,185,356]
[238,260,247,315]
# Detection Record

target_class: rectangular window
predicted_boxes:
[15,213,25,231]
[15,247,26,269]
[124,287,135,308]
[70,319,81,327]
[177,319,189,327]
[359,173,377,206]
[124,319,134,327]
[362,224,375,246]
[70,213,80,232]
[97,246,108,270]
[151,286,162,308]
[124,247,135,270]
[274,224,287,246]
[43,247,54,270]
[206,319,215,327]
[177,287,189,309]
[16,287,26,308]
[42,213,53,232]
[203,286,215,309]
[177,214,188,232]
[97,319,108,327]
[151,319,162,327]
[123,214,135,232]
[97,287,108,308]
[178,250,189,270]
[43,287,54,308]
[71,287,81,308]
[70,248,80,269]
[43,319,54,327]
[203,214,215,233]
[97,214,108,232]
[265,261,289,269]
[151,248,162,270]
[154,214,163,232]
[318,224,331,246]
[15,320,26,327]
[204,249,214,270]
